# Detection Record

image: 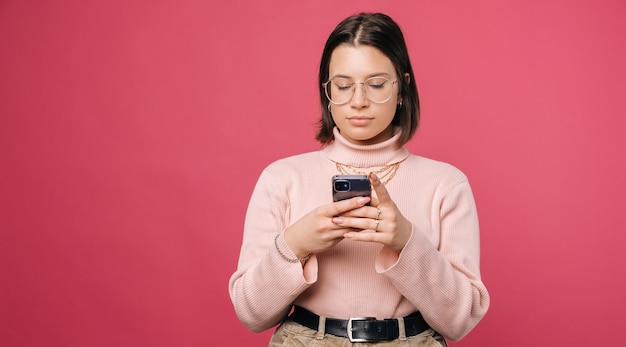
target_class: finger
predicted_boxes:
[336,205,375,218]
[325,227,360,240]
[332,215,380,231]
[369,193,380,207]
[369,173,391,204]
[327,196,371,217]
[343,230,385,243]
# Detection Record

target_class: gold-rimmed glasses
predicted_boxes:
[323,76,398,104]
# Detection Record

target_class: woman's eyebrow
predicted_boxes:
[329,72,393,80]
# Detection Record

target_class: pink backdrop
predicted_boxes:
[2,1,625,346]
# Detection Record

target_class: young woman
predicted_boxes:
[229,13,489,346]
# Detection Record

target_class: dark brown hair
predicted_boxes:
[316,13,420,147]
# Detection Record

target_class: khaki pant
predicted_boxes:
[269,319,448,347]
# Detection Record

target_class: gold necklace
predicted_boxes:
[333,159,405,185]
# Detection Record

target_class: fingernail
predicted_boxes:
[369,173,378,182]
[357,197,369,205]
[332,217,344,224]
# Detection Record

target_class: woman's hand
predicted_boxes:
[283,195,371,259]
[334,173,412,254]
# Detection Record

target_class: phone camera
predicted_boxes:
[334,180,351,192]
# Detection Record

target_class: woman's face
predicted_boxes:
[327,44,400,146]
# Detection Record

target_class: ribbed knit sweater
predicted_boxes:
[229,128,490,341]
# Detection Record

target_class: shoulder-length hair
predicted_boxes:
[316,13,420,147]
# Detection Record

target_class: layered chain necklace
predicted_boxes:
[333,158,406,185]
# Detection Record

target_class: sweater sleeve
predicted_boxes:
[228,169,318,332]
[375,177,490,341]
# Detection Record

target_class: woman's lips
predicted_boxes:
[347,116,373,126]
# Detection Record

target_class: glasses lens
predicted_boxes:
[326,78,353,104]
[365,77,393,103]
[324,77,395,104]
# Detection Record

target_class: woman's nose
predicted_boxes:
[350,84,369,108]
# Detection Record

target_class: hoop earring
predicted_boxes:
[327,104,331,112]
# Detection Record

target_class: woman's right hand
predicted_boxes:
[283,196,371,259]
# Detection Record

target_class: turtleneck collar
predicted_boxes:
[322,127,410,168]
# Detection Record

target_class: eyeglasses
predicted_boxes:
[323,76,398,105]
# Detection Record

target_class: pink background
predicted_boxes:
[2,1,625,346]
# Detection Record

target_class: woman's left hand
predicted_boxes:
[332,172,412,254]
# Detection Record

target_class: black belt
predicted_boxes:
[288,306,431,342]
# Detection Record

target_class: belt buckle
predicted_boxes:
[347,317,375,343]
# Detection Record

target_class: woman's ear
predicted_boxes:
[398,73,411,103]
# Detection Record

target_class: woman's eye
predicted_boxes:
[367,79,387,89]
[333,81,352,90]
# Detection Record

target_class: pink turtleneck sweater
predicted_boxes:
[229,128,489,341]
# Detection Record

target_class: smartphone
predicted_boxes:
[332,175,371,203]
